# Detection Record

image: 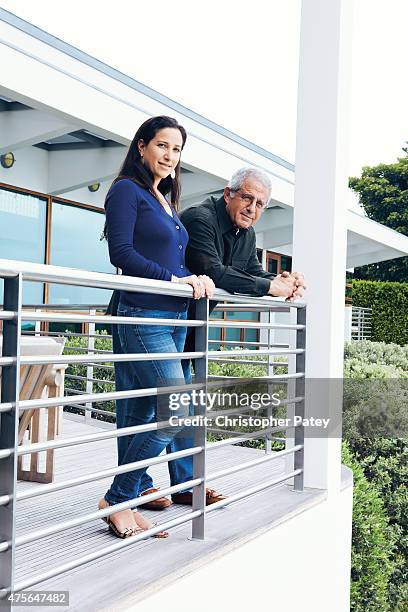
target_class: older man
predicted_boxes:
[181,167,305,301]
[138,168,305,511]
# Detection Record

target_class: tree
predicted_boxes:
[349,147,408,281]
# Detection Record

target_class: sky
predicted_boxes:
[0,0,407,183]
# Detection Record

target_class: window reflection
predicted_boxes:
[0,188,46,304]
[48,202,114,305]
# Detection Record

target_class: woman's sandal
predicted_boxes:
[98,499,168,539]
[133,511,169,539]
[98,498,141,539]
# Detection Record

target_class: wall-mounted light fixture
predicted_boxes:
[1,152,15,169]
[88,183,100,193]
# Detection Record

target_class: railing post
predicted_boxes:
[85,309,96,423]
[285,306,298,479]
[0,274,23,607]
[261,308,273,454]
[191,298,208,540]
[294,305,306,491]
[34,308,41,337]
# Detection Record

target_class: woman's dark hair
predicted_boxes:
[102,115,187,239]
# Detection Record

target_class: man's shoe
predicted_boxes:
[138,488,173,511]
[172,488,226,506]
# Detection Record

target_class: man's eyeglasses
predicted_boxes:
[229,189,268,211]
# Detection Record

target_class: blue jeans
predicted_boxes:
[105,302,194,505]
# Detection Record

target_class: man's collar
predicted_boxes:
[215,195,248,234]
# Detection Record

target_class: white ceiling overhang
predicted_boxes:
[1,8,407,269]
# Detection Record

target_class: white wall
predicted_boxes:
[126,483,353,612]
[0,145,48,192]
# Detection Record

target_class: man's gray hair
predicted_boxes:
[228,167,272,202]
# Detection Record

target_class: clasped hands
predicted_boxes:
[268,271,306,302]
[174,274,215,299]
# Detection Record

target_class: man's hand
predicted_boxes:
[268,271,306,301]
[286,271,306,301]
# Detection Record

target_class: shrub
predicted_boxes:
[346,438,408,610]
[344,340,408,372]
[64,332,115,418]
[342,442,395,611]
[352,280,408,345]
[344,340,408,610]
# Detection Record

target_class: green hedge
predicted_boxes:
[352,280,408,345]
[342,442,395,612]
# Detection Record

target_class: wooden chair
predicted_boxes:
[0,336,67,483]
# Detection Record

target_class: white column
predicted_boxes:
[292,0,353,492]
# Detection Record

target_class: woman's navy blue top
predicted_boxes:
[105,178,190,312]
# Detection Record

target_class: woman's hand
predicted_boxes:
[197,275,215,299]
[174,274,215,299]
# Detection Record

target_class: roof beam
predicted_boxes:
[347,247,404,268]
[180,171,225,207]
[257,225,293,249]
[0,109,73,154]
[47,146,126,194]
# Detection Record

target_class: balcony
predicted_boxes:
[0,259,353,611]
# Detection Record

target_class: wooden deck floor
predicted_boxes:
[14,415,326,611]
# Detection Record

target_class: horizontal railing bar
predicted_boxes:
[63,346,112,354]
[65,404,114,417]
[209,372,303,381]
[10,509,202,594]
[1,372,288,415]
[91,363,114,370]
[81,407,115,418]
[7,478,202,549]
[23,330,113,340]
[208,339,268,346]
[0,357,13,366]
[15,420,171,455]
[1,349,297,368]
[204,395,304,419]
[63,402,92,411]
[205,469,302,513]
[207,423,301,449]
[209,349,302,357]
[0,449,12,459]
[18,311,205,327]
[65,387,88,395]
[8,304,108,310]
[0,259,306,308]
[65,374,113,385]
[9,351,204,366]
[209,358,267,365]
[0,310,15,320]
[15,380,206,412]
[208,340,289,347]
[208,427,250,436]
[208,320,305,330]
[16,390,225,451]
[213,303,292,312]
[17,446,203,501]
[209,358,286,367]
[0,495,10,506]
[0,403,13,414]
[207,445,303,482]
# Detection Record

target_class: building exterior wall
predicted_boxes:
[126,482,353,612]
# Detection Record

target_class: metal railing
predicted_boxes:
[351,306,372,341]
[0,258,306,602]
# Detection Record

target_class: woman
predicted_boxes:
[99,116,214,539]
